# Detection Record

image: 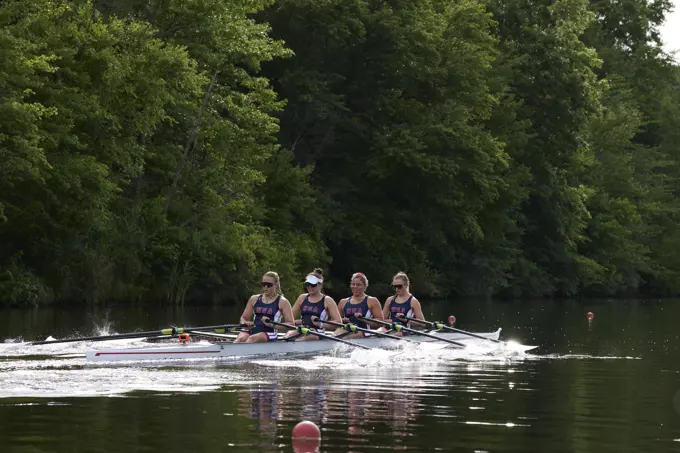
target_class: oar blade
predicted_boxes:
[512,344,539,353]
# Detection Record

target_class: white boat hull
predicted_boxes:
[86,329,502,362]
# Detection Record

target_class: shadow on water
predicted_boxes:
[0,299,679,452]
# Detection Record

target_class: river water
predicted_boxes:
[0,299,678,452]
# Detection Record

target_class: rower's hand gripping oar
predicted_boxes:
[404,316,501,343]
[313,317,415,343]
[263,319,373,350]
[366,317,466,347]
[30,324,245,345]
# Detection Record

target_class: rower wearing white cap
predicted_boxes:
[289,268,342,341]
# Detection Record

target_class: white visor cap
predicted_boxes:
[304,274,322,285]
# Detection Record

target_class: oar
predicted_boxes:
[404,316,538,352]
[265,320,373,350]
[404,316,501,344]
[367,318,465,347]
[315,318,415,343]
[190,330,248,340]
[30,324,244,345]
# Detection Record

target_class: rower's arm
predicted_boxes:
[382,296,394,319]
[363,297,384,328]
[325,296,342,323]
[291,294,305,325]
[337,298,348,322]
[239,296,257,325]
[278,298,295,332]
[411,298,425,321]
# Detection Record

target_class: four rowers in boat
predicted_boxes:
[236,270,425,342]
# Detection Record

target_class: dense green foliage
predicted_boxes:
[1,0,679,305]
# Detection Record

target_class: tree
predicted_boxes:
[486,0,605,296]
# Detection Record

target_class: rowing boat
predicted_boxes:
[85,328,502,362]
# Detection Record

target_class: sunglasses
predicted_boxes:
[305,282,318,288]
[260,282,274,288]
[391,284,404,290]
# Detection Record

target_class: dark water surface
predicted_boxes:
[1,299,679,452]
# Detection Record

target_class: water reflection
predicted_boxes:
[239,387,278,438]
[235,364,428,452]
[229,353,568,452]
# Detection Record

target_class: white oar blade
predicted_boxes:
[503,340,539,353]
[443,340,538,354]
[517,344,539,352]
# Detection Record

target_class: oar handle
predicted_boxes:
[313,318,357,331]
[313,318,344,328]
[262,319,296,330]
[363,318,403,331]
[266,319,328,337]
[266,319,372,350]
[403,317,434,327]
[404,316,500,343]
[263,319,317,338]
[313,317,410,341]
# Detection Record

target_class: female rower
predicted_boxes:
[290,268,342,341]
[381,271,425,335]
[335,272,384,339]
[235,271,294,343]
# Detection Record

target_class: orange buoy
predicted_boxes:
[448,315,456,325]
[178,333,191,344]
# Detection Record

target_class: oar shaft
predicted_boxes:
[368,318,465,347]
[267,320,372,350]
[317,319,411,342]
[405,317,500,343]
[30,324,243,345]
[31,330,167,345]
[190,329,248,340]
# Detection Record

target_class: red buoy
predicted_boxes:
[292,420,320,439]
[448,315,456,325]
[587,312,594,320]
[292,421,321,453]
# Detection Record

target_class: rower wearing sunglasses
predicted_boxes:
[289,268,342,341]
[381,271,425,334]
[234,271,294,343]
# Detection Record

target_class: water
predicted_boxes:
[0,299,679,452]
